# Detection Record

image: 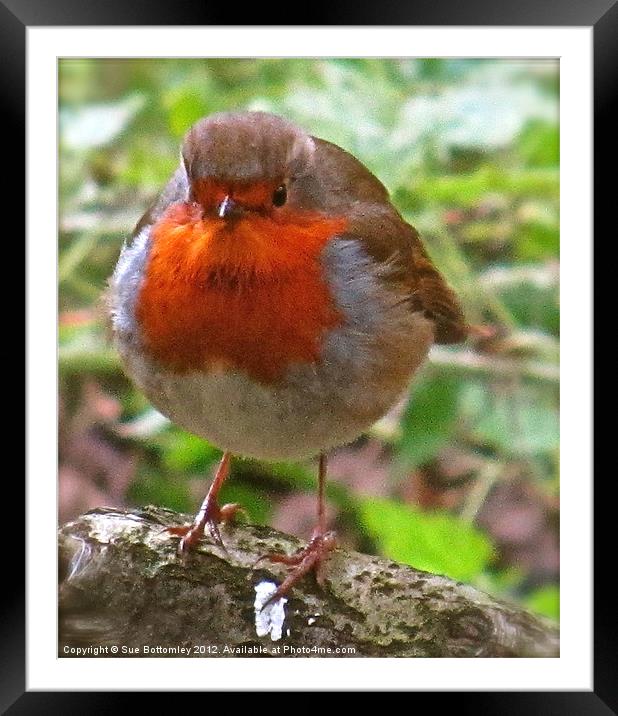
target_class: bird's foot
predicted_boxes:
[166,501,244,554]
[255,529,337,609]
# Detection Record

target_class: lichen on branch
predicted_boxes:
[59,506,559,658]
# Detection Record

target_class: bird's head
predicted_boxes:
[181,111,317,220]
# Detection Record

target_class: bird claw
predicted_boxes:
[256,530,337,610]
[219,502,246,522]
[165,501,243,554]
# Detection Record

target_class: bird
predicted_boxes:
[108,110,468,606]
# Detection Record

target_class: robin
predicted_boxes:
[108,111,468,605]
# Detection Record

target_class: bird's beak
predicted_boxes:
[217,195,237,219]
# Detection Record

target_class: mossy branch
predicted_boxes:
[59,506,559,658]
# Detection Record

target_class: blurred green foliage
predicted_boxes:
[397,375,462,468]
[358,498,494,583]
[59,59,559,622]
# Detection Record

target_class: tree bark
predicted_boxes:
[59,506,559,658]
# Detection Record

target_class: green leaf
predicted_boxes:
[60,95,145,150]
[397,375,461,467]
[499,281,559,334]
[462,383,559,457]
[161,431,220,474]
[164,85,210,138]
[524,585,560,621]
[513,220,560,262]
[129,468,192,513]
[119,143,177,188]
[518,119,559,167]
[409,167,559,207]
[218,482,271,525]
[358,497,495,582]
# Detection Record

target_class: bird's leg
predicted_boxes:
[166,451,241,554]
[255,453,337,608]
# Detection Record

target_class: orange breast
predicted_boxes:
[135,202,348,384]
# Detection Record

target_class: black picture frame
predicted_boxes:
[12,0,606,709]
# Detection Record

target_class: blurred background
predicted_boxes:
[58,59,559,621]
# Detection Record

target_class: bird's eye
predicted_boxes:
[272,184,287,207]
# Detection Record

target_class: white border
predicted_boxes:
[27,27,592,691]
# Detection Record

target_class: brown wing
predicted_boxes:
[405,226,468,344]
[310,139,467,345]
[352,211,468,345]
